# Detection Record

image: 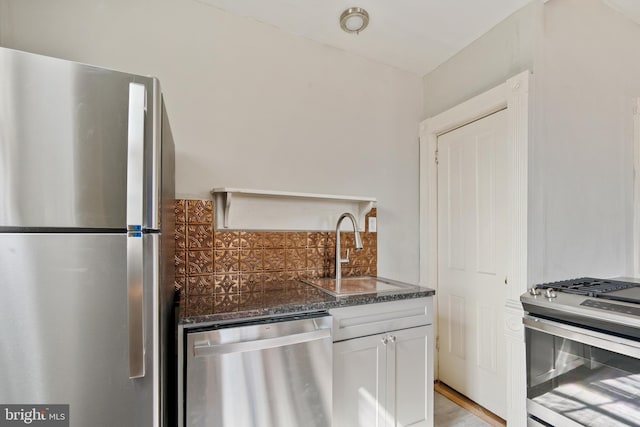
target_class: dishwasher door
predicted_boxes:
[185,314,332,427]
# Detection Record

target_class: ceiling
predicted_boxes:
[604,0,640,24]
[194,0,531,76]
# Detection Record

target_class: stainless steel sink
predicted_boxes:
[302,276,413,296]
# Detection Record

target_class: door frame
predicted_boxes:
[419,70,531,426]
[633,97,640,276]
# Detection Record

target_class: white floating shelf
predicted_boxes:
[211,188,376,231]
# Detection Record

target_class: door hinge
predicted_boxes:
[435,149,439,165]
[435,335,439,351]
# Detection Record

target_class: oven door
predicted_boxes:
[524,315,640,427]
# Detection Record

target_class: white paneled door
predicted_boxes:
[437,109,508,418]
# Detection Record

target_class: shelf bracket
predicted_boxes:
[361,201,375,219]
[223,192,232,228]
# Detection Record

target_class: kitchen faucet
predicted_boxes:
[335,212,364,286]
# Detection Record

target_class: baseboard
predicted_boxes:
[434,381,506,427]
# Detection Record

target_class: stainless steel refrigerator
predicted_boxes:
[0,47,175,427]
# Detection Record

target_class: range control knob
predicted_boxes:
[529,287,541,296]
[545,288,557,299]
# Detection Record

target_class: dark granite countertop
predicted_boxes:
[178,278,435,327]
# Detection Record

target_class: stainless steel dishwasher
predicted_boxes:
[184,313,332,427]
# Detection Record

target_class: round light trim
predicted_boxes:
[340,7,369,34]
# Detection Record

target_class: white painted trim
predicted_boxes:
[505,72,530,304]
[633,98,640,277]
[419,70,531,427]
[504,303,526,427]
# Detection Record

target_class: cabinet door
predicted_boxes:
[334,333,388,427]
[388,325,433,427]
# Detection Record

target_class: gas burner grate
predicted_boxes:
[540,277,638,297]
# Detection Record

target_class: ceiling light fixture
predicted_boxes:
[340,7,369,34]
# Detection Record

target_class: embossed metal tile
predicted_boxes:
[306,247,325,270]
[186,200,214,224]
[187,224,214,250]
[186,275,214,296]
[285,232,308,248]
[339,232,355,248]
[306,267,321,279]
[184,295,214,317]
[213,249,239,273]
[361,265,377,276]
[263,248,286,271]
[239,231,264,249]
[187,250,214,275]
[322,248,336,266]
[238,291,264,311]
[239,273,265,293]
[341,267,355,277]
[263,232,286,248]
[175,276,186,293]
[175,200,187,224]
[213,274,240,295]
[239,249,264,272]
[175,224,187,251]
[326,233,336,249]
[363,232,377,248]
[214,294,239,313]
[175,251,187,277]
[285,248,307,270]
[214,231,241,250]
[307,232,328,248]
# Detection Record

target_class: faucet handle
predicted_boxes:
[340,248,350,264]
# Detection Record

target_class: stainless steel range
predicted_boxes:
[521,277,640,427]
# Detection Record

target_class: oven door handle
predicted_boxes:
[523,315,640,359]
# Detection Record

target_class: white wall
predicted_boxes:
[422,1,542,118]
[0,0,423,283]
[422,0,640,284]
[530,0,640,282]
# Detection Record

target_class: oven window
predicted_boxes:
[526,327,640,426]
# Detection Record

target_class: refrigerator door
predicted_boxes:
[0,47,161,230]
[0,233,161,427]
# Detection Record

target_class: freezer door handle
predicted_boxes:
[127,233,145,378]
[126,82,146,231]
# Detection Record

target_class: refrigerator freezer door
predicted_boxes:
[0,233,160,427]
[0,48,158,229]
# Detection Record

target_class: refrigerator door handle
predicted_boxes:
[127,82,147,379]
[127,82,146,231]
[127,233,145,378]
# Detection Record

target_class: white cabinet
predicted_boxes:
[330,298,434,427]
[392,326,433,427]
[334,332,388,427]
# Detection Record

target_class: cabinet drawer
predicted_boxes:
[330,297,433,342]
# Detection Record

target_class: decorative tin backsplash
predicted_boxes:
[174,200,377,301]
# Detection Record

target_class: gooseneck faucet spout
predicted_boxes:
[335,212,364,286]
